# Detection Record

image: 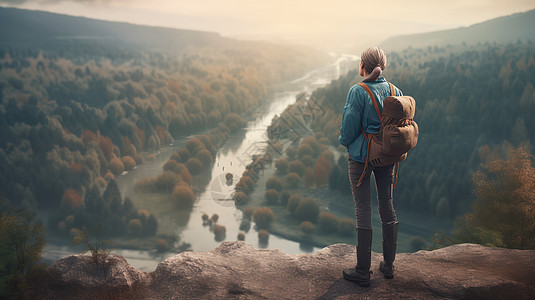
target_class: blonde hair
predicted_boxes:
[361,47,387,82]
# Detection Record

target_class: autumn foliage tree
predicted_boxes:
[435,147,535,250]
[470,147,535,249]
[61,188,83,209]
[0,203,46,298]
[253,207,274,229]
[313,155,333,187]
[173,184,195,208]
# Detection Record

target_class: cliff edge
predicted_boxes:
[37,242,535,299]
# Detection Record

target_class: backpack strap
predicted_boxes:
[389,82,395,96]
[388,82,400,188]
[357,83,381,118]
[355,82,400,188]
[356,83,380,187]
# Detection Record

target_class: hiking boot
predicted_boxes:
[343,266,371,287]
[379,261,394,279]
[380,221,398,279]
[343,228,372,287]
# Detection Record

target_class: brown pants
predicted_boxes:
[348,158,397,230]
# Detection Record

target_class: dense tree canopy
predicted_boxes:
[271,42,535,222]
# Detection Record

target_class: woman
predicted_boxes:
[339,47,402,287]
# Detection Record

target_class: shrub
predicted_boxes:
[243,207,254,220]
[318,212,339,233]
[104,171,115,180]
[224,113,245,132]
[275,158,289,174]
[185,138,205,155]
[213,224,226,241]
[237,232,245,241]
[202,213,209,222]
[196,149,213,167]
[211,214,219,223]
[170,152,181,163]
[301,221,315,236]
[226,173,233,181]
[265,189,280,204]
[297,143,314,158]
[287,194,302,216]
[320,150,334,162]
[295,197,319,222]
[314,155,333,187]
[163,160,186,174]
[234,191,247,204]
[235,181,250,194]
[156,239,169,252]
[279,190,291,206]
[134,153,145,165]
[185,158,203,175]
[239,219,251,231]
[242,169,257,181]
[109,157,125,175]
[173,184,195,208]
[338,218,355,236]
[61,188,83,209]
[258,229,270,243]
[288,160,306,176]
[127,219,143,235]
[304,167,315,187]
[122,156,136,171]
[240,176,255,191]
[301,136,321,156]
[253,207,274,229]
[196,135,215,154]
[300,155,315,167]
[180,168,193,185]
[286,172,300,188]
[155,171,182,193]
[177,148,191,162]
[265,176,283,192]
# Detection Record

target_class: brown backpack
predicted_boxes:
[357,82,419,188]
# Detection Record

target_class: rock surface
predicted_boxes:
[38,242,535,299]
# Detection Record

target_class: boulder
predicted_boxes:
[41,254,150,299]
[38,242,535,299]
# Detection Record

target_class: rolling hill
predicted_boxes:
[0,6,224,51]
[381,9,535,50]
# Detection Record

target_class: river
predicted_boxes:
[42,53,360,271]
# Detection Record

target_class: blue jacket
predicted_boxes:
[339,77,403,163]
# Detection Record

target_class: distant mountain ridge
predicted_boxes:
[0,6,225,50]
[382,9,535,50]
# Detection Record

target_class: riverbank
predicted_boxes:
[234,150,452,253]
[41,54,361,270]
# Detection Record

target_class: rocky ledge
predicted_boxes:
[36,242,535,299]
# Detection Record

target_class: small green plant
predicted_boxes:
[72,225,113,268]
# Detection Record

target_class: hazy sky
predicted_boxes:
[2,0,535,48]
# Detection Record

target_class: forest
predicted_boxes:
[270,41,535,226]
[0,32,329,241]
